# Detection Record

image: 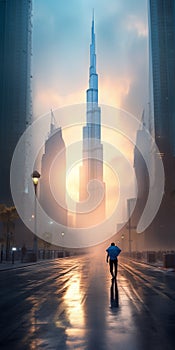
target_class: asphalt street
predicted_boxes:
[0,252,175,350]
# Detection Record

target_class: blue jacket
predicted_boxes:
[106,245,121,260]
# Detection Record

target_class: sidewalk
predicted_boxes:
[125,256,175,272]
[0,259,53,272]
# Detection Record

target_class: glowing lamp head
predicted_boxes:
[31,170,40,186]
[33,177,39,186]
[31,171,40,195]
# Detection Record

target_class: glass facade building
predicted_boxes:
[146,0,175,248]
[77,14,106,227]
[0,0,32,203]
[149,0,175,156]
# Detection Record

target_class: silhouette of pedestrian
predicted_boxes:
[21,244,27,263]
[106,242,121,278]
[0,246,3,263]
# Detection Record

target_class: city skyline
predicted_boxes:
[1,0,174,251]
[31,2,148,224]
[32,0,148,119]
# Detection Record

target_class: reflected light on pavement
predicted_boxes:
[62,270,86,347]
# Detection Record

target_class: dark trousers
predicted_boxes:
[109,259,118,277]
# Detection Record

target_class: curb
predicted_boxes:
[0,259,57,272]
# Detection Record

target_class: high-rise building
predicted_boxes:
[132,111,151,251]
[40,110,67,227]
[76,14,106,227]
[149,0,175,176]
[0,0,32,203]
[146,0,175,248]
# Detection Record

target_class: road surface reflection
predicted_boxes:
[62,267,86,348]
[0,253,175,349]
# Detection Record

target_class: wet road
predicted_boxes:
[0,253,175,350]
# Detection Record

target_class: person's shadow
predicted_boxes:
[110,278,119,308]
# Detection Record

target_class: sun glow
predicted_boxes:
[66,161,119,219]
[33,87,85,117]
[34,76,132,117]
[99,77,131,108]
[66,162,80,202]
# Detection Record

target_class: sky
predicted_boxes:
[32,0,149,119]
[31,0,149,224]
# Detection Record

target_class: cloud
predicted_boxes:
[125,15,148,37]
[99,76,131,108]
[33,85,85,117]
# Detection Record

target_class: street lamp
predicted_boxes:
[61,232,65,257]
[121,234,124,251]
[31,170,40,261]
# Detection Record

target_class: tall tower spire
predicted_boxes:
[87,11,98,105]
[49,109,57,136]
[83,12,102,170]
[90,9,96,72]
[81,13,104,189]
[76,12,106,227]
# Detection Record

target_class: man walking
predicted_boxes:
[106,242,121,278]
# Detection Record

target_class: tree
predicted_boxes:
[0,205,18,260]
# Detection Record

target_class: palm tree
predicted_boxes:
[0,205,18,260]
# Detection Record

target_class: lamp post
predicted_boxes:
[61,232,65,257]
[121,234,124,251]
[128,215,132,256]
[31,170,40,261]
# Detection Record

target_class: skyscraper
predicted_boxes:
[147,0,175,248]
[40,111,67,227]
[0,0,32,203]
[132,111,151,250]
[77,13,106,227]
[149,0,175,171]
